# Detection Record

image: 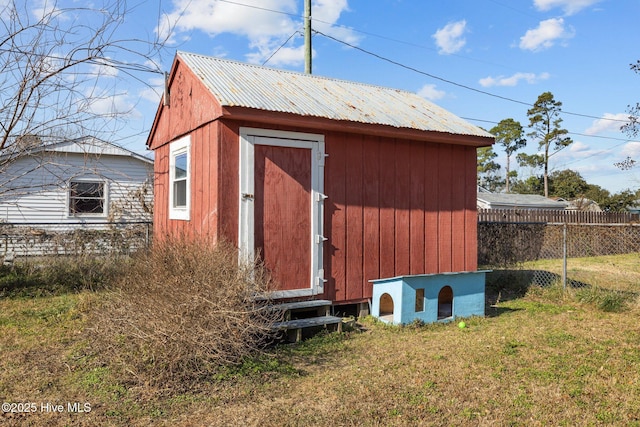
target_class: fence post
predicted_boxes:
[562,223,567,290]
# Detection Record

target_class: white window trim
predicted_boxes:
[66,178,109,218]
[239,127,326,299]
[169,135,191,221]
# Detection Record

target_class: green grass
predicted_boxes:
[1,253,640,426]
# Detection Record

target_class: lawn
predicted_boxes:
[1,254,640,426]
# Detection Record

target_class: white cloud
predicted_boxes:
[621,141,640,159]
[245,43,307,67]
[158,0,298,41]
[568,141,597,156]
[139,76,165,104]
[432,20,467,55]
[157,0,356,66]
[533,0,603,16]
[479,72,550,87]
[584,113,629,135]
[85,90,137,118]
[417,84,446,101]
[519,18,574,51]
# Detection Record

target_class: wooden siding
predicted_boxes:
[324,131,478,304]
[147,58,221,151]
[153,123,221,240]
[154,122,478,303]
[0,153,153,225]
[151,115,479,304]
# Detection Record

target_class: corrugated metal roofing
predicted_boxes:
[477,191,569,209]
[177,51,493,139]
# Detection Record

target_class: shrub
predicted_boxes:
[87,237,281,391]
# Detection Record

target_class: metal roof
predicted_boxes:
[477,190,569,210]
[177,51,493,139]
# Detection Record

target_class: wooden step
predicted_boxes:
[271,315,343,342]
[269,299,332,320]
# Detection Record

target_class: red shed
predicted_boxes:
[146,51,494,309]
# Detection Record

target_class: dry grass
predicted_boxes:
[526,252,640,292]
[86,238,281,392]
[1,253,640,426]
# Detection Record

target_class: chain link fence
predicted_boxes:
[0,222,152,261]
[479,222,640,299]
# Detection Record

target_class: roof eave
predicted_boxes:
[221,106,494,147]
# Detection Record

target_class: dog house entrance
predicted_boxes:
[438,286,453,319]
[379,293,394,322]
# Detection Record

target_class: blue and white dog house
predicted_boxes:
[370,271,489,325]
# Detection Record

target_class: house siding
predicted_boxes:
[0,153,152,225]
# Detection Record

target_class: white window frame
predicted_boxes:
[67,179,108,218]
[169,135,191,221]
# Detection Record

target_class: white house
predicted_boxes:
[0,136,153,227]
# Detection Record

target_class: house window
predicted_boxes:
[415,288,425,312]
[69,181,106,216]
[169,135,190,220]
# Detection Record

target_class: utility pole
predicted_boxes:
[304,0,312,74]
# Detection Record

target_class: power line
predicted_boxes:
[211,0,631,125]
[464,117,632,143]
[315,29,629,124]
[262,29,301,66]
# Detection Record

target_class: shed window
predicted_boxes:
[69,181,105,215]
[173,153,187,206]
[169,135,190,220]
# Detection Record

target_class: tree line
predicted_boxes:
[478,90,639,212]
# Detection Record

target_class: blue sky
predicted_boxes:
[115,0,640,193]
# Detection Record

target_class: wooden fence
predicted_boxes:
[478,209,640,224]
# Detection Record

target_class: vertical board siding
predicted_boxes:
[437,145,453,272]
[217,122,240,244]
[153,145,169,237]
[345,135,364,301]
[362,134,380,301]
[424,144,439,273]
[154,123,220,241]
[409,141,425,275]
[151,118,479,304]
[191,125,217,238]
[451,145,467,272]
[394,139,411,276]
[324,132,478,303]
[147,60,221,151]
[378,138,396,280]
[324,132,347,302]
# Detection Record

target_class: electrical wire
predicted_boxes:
[209,0,631,125]
[314,29,629,124]
[262,29,302,66]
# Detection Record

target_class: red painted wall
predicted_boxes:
[147,61,480,304]
[322,131,478,304]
